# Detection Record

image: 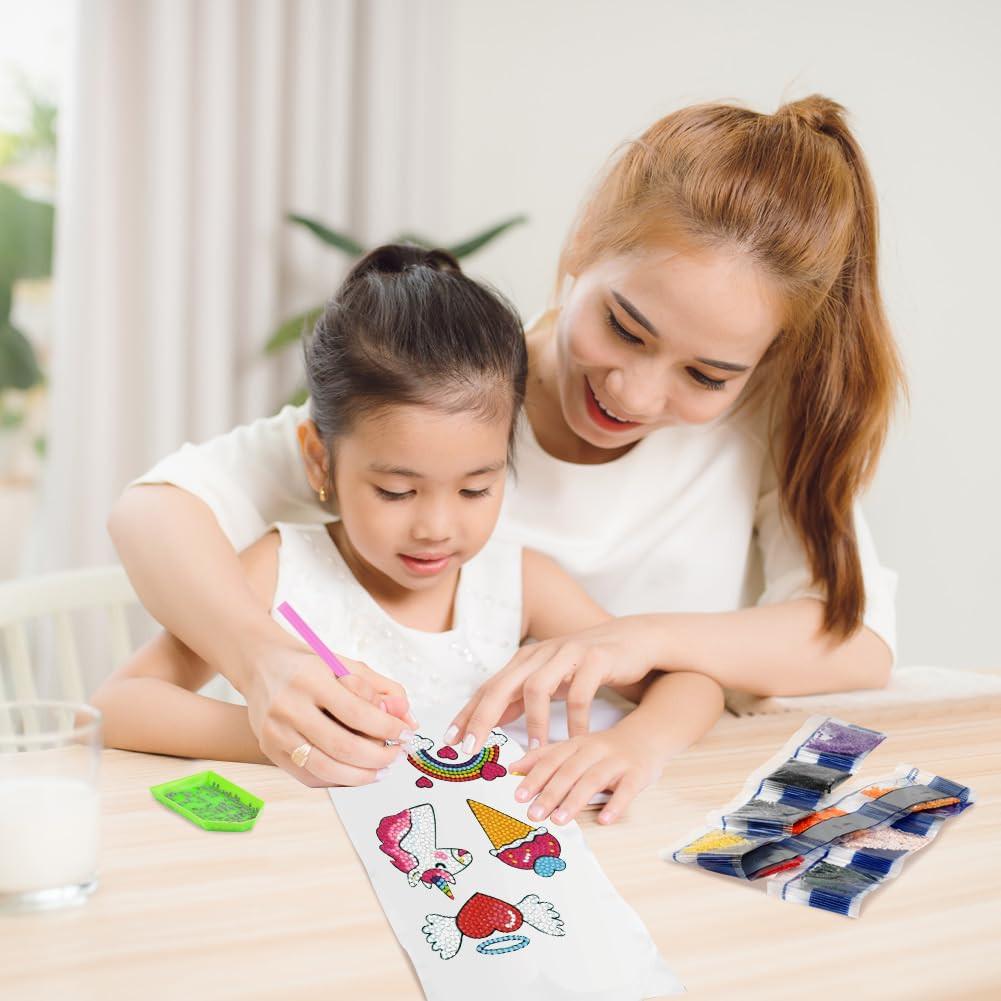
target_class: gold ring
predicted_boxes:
[290,741,313,769]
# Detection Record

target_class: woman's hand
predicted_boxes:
[446,616,662,754]
[509,726,664,827]
[236,632,419,787]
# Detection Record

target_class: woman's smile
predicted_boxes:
[584,377,642,431]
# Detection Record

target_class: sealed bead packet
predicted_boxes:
[721,717,885,834]
[671,716,885,876]
[695,765,974,882]
[769,766,974,917]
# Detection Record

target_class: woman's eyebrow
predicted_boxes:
[695,357,750,373]
[611,290,659,337]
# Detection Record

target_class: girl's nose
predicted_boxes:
[411,503,453,543]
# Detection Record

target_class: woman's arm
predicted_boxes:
[453,594,888,753]
[108,485,415,778]
[108,484,305,698]
[93,531,407,785]
[625,598,892,697]
[509,669,724,825]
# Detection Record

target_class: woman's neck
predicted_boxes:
[326,522,458,633]
[525,312,637,465]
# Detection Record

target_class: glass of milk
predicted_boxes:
[0,701,102,911]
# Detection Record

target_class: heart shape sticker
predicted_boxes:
[455,892,523,939]
[480,761,507,781]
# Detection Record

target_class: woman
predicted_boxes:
[109,95,901,788]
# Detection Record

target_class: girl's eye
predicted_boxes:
[686,367,726,392]
[460,488,491,499]
[605,309,644,346]
[376,487,414,501]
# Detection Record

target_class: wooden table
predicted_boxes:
[3,699,999,1000]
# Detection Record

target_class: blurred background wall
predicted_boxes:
[2,0,998,670]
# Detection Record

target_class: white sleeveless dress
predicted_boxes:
[204,522,629,740]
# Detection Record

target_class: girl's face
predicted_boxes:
[552,246,784,450]
[300,403,510,598]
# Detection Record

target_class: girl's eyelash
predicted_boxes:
[376,487,413,501]
[377,486,492,500]
[687,367,726,391]
[605,309,644,345]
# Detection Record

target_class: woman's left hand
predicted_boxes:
[446,615,662,753]
[508,727,664,827]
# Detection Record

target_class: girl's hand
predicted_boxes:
[509,727,664,827]
[446,616,661,753]
[238,633,418,787]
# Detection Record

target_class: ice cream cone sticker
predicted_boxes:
[467,799,567,877]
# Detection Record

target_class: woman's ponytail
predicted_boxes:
[773,96,905,636]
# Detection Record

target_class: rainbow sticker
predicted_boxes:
[407,732,508,787]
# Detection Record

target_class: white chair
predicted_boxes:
[0,566,140,712]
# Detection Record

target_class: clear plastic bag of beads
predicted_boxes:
[669,716,886,876]
[767,766,975,917]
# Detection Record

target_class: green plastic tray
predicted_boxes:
[150,770,264,831]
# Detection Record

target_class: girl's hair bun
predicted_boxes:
[345,243,461,286]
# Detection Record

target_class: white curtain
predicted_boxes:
[31,0,450,573]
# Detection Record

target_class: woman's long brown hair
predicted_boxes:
[558,96,905,638]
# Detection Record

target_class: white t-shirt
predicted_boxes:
[135,400,897,659]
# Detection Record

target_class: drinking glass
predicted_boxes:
[0,701,102,911]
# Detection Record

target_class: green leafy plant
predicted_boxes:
[264,213,527,405]
[0,85,58,415]
[0,181,53,396]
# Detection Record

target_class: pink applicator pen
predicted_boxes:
[277,600,416,743]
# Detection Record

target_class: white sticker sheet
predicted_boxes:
[328,708,684,1001]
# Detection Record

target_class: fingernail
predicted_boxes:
[395,748,406,763]
[509,769,526,777]
[398,729,415,744]
[442,724,459,746]
[461,734,476,755]
[376,768,391,781]
[528,803,545,821]
[599,810,616,824]
[515,786,531,802]
[379,700,388,713]
[528,738,541,751]
[553,809,568,825]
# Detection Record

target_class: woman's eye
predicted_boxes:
[460,488,491,499]
[376,487,414,501]
[686,367,726,392]
[605,309,644,346]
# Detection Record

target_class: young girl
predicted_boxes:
[92,244,723,826]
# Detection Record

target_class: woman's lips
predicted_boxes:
[399,553,453,576]
[584,378,641,432]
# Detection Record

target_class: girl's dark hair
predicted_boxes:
[304,243,527,456]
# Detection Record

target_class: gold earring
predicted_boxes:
[318,486,329,503]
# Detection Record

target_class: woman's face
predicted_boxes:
[552,246,784,449]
